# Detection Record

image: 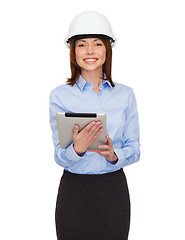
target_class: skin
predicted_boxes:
[75,38,106,90]
[73,38,118,163]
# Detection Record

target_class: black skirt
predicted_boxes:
[55,168,130,240]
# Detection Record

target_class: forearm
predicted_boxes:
[54,142,86,168]
[113,142,140,168]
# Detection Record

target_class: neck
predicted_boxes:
[81,68,103,86]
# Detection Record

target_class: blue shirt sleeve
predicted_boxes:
[113,89,140,168]
[49,89,87,168]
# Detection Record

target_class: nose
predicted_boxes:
[86,44,94,54]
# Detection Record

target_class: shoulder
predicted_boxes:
[112,81,134,95]
[50,83,72,93]
[50,83,74,97]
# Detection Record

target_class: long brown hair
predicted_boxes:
[65,38,115,87]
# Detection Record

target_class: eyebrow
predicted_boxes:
[77,39,100,43]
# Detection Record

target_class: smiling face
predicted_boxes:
[75,38,106,73]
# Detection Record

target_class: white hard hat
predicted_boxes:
[65,11,117,48]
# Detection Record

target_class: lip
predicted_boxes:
[83,58,98,64]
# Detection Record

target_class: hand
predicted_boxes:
[73,121,103,155]
[87,134,118,163]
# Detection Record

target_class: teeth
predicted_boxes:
[84,59,97,62]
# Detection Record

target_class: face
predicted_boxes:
[75,38,106,73]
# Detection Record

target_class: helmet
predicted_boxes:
[65,11,117,48]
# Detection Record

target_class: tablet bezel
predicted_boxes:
[56,112,107,150]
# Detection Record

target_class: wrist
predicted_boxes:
[73,144,86,156]
[110,152,118,164]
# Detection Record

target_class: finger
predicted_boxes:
[82,121,101,136]
[72,124,79,137]
[106,135,112,145]
[93,126,103,139]
[98,145,109,150]
[105,134,109,141]
[100,150,110,155]
[82,121,97,133]
[89,121,102,134]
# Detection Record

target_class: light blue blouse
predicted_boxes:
[49,75,140,174]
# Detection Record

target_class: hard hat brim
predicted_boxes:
[66,34,116,48]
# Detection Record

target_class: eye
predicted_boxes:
[96,43,103,46]
[78,44,85,47]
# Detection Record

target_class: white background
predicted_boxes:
[0,0,185,239]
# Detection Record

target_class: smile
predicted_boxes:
[83,58,98,64]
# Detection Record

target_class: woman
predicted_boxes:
[49,11,140,240]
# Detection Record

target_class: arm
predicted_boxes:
[49,89,86,168]
[113,89,140,168]
[89,88,140,168]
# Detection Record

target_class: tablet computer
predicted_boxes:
[56,112,107,150]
